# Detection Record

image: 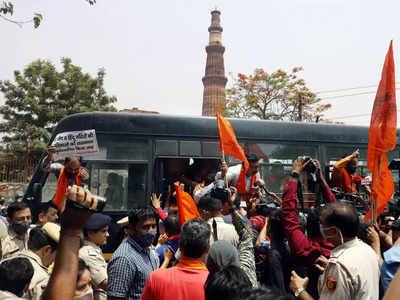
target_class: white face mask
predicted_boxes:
[320,225,344,245]
[74,288,94,300]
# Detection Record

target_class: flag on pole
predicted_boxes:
[174,182,200,225]
[364,41,397,221]
[217,108,249,170]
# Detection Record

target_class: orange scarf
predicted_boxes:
[342,168,356,193]
[53,166,81,209]
[236,165,257,201]
[176,256,208,271]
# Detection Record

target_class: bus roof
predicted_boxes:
[52,112,399,145]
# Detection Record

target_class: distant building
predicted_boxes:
[201,10,228,117]
[119,107,159,114]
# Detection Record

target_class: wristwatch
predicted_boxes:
[294,287,305,298]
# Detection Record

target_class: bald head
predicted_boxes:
[64,157,81,176]
[321,202,359,238]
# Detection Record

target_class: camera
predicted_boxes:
[303,157,317,174]
[211,179,231,202]
[66,194,107,212]
[256,198,280,217]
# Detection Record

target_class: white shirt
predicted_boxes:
[215,164,263,192]
[318,238,380,300]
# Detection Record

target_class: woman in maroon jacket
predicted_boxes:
[281,158,336,299]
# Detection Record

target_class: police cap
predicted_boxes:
[84,213,112,231]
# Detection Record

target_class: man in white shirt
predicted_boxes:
[215,153,264,202]
[290,202,380,300]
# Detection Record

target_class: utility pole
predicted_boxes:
[298,93,303,121]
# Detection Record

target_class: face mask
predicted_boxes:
[12,222,30,235]
[74,288,93,300]
[320,225,344,245]
[135,230,157,248]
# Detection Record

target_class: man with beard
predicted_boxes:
[0,201,32,259]
[331,150,360,194]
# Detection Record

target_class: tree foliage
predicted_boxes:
[225,67,331,122]
[0,57,117,157]
[0,0,95,28]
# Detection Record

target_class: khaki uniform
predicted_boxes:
[318,238,380,300]
[16,250,50,300]
[208,217,239,248]
[0,227,28,260]
[79,240,107,300]
[0,219,7,240]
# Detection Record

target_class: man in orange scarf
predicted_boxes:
[216,153,264,202]
[42,145,89,209]
[331,150,360,194]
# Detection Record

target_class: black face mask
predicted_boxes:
[12,222,30,235]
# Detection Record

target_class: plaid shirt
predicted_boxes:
[107,236,158,300]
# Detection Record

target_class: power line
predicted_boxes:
[319,88,400,101]
[316,85,377,94]
[319,91,376,101]
[315,82,400,94]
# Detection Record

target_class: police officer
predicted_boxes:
[79,213,111,300]
[1,201,32,259]
[290,202,380,300]
[16,222,60,300]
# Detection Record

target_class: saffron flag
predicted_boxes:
[174,182,200,225]
[217,108,249,170]
[364,41,397,221]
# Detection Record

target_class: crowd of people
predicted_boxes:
[1,146,400,300]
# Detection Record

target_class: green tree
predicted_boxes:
[0,0,95,28]
[225,67,331,122]
[0,57,117,158]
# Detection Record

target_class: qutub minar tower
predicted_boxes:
[201,10,228,116]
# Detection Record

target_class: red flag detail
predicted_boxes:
[174,182,200,225]
[364,41,397,221]
[217,108,249,171]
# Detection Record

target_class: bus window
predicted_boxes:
[244,142,318,194]
[154,157,219,205]
[88,164,128,210]
[87,162,147,210]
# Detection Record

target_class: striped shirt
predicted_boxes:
[107,236,158,300]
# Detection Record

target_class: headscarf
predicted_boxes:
[206,240,240,272]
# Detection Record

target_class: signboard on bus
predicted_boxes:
[51,129,100,161]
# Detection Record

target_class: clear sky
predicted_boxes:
[2,0,400,126]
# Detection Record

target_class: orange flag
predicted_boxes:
[174,182,200,225]
[217,108,249,170]
[364,41,397,221]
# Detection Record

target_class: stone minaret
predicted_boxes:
[201,10,228,116]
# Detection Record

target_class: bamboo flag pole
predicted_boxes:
[221,151,228,188]
[373,154,383,225]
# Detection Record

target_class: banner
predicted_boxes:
[51,129,99,160]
